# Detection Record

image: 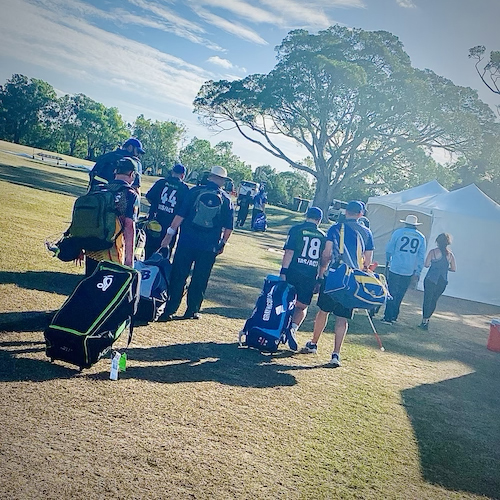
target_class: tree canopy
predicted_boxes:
[194,26,497,213]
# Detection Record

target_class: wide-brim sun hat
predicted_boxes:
[209,165,228,179]
[400,214,422,225]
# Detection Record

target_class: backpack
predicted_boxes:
[68,183,126,251]
[90,151,122,187]
[190,187,224,229]
[239,275,297,353]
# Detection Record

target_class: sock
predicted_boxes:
[291,322,299,332]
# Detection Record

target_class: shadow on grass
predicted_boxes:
[402,372,500,499]
[0,311,54,333]
[0,164,87,197]
[0,271,82,296]
[119,342,298,388]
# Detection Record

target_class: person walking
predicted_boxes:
[419,233,456,330]
[144,163,189,258]
[236,192,252,227]
[302,201,374,367]
[160,166,234,320]
[279,207,327,350]
[85,158,140,276]
[88,138,145,193]
[381,214,426,324]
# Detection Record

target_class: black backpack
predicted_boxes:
[190,187,224,229]
[68,183,126,251]
[90,151,122,187]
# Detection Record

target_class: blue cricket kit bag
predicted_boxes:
[323,224,390,310]
[133,252,171,323]
[239,275,296,353]
[44,261,140,370]
[252,213,267,232]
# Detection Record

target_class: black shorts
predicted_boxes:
[317,285,354,319]
[286,269,317,306]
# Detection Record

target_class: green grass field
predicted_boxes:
[1,141,500,499]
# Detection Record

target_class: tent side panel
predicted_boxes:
[422,210,500,307]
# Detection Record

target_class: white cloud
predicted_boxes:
[192,6,269,45]
[0,0,211,109]
[207,56,234,69]
[194,0,284,25]
[206,56,247,75]
[395,0,416,8]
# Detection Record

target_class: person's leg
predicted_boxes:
[422,278,437,320]
[311,309,329,344]
[424,277,447,320]
[333,316,348,354]
[292,302,308,330]
[164,246,195,317]
[384,272,411,321]
[184,250,217,316]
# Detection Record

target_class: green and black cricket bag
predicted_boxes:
[44,261,140,370]
[68,183,126,251]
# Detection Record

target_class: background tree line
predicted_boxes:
[0,73,315,207]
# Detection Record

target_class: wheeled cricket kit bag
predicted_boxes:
[133,252,171,322]
[239,275,296,353]
[44,261,140,370]
[252,213,267,232]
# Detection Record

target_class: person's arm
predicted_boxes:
[160,214,184,248]
[416,236,426,275]
[318,240,333,279]
[449,252,457,272]
[216,228,233,255]
[280,249,294,281]
[424,248,434,268]
[385,232,396,265]
[123,217,135,267]
[363,250,373,270]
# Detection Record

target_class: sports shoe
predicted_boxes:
[183,311,201,320]
[381,318,393,325]
[418,321,428,330]
[286,328,298,352]
[329,352,341,367]
[301,341,318,354]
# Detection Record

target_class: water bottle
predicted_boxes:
[110,351,121,380]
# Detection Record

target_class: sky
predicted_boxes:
[0,0,498,170]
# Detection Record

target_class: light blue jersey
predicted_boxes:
[386,227,426,276]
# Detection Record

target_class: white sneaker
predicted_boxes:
[329,352,341,367]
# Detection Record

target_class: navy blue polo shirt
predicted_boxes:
[177,181,234,252]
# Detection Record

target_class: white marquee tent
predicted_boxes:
[367,181,500,306]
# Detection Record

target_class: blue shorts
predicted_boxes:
[317,283,354,319]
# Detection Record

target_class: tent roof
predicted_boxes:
[367,180,448,209]
[417,184,500,220]
[368,182,500,221]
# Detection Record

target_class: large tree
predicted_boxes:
[469,45,500,95]
[0,74,57,145]
[179,137,252,185]
[133,115,186,175]
[194,26,496,214]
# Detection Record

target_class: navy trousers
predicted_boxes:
[165,244,217,316]
[383,271,412,322]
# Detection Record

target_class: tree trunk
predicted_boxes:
[312,175,331,222]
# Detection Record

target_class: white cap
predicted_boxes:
[400,214,422,226]
[209,165,228,179]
